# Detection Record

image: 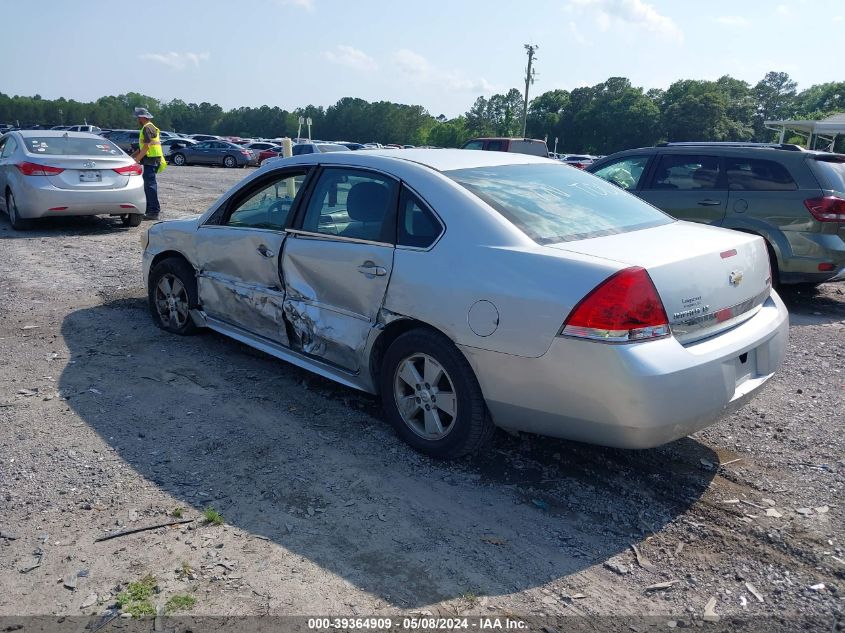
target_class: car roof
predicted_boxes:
[265,148,553,172]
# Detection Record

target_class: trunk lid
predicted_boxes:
[548,221,772,344]
[41,156,132,190]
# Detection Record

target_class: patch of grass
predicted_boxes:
[180,561,194,577]
[202,507,224,526]
[122,600,156,618]
[171,507,184,518]
[116,575,157,617]
[165,594,197,613]
[461,591,479,608]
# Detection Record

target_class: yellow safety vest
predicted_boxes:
[139,122,163,158]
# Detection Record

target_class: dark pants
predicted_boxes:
[142,163,160,216]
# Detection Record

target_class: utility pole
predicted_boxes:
[522,44,538,138]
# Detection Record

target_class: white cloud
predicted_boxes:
[392,49,498,93]
[715,15,748,27]
[321,45,378,72]
[568,0,683,42]
[278,0,314,10]
[139,52,210,71]
[569,21,588,44]
[776,4,790,15]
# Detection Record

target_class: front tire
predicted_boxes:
[172,153,186,166]
[6,190,33,230]
[148,258,199,335]
[380,329,493,459]
[223,155,236,168]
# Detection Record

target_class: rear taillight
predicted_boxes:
[804,196,845,222]
[241,150,251,156]
[113,164,143,176]
[16,161,64,176]
[561,267,670,343]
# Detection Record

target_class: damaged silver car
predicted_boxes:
[142,149,789,458]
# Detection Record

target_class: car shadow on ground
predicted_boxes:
[59,297,719,608]
[0,213,140,237]
[778,283,845,325]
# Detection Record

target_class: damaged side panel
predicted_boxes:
[283,293,370,371]
[281,235,395,373]
[198,272,289,346]
[193,227,290,345]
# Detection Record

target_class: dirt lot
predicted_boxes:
[1,165,844,629]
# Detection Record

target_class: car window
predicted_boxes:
[301,168,397,242]
[226,171,308,231]
[812,158,845,192]
[647,154,721,190]
[23,136,121,156]
[463,141,483,150]
[725,158,797,191]
[445,163,672,245]
[592,156,651,190]
[194,142,209,149]
[486,140,505,152]
[0,137,17,158]
[397,187,442,248]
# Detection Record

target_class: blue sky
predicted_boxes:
[1,0,841,117]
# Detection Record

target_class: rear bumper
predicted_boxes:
[461,292,789,449]
[780,232,845,284]
[11,178,146,219]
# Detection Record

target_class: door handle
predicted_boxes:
[257,245,275,258]
[358,263,387,277]
[697,199,722,206]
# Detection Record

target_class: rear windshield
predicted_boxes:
[812,158,845,192]
[25,136,122,156]
[445,163,672,244]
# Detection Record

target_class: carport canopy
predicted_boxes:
[765,113,845,150]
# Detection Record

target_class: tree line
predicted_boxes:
[0,71,842,153]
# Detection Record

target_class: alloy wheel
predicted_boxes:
[393,353,458,440]
[154,273,190,330]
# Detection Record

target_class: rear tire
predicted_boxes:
[121,213,142,227]
[6,190,33,230]
[766,242,781,290]
[223,155,236,168]
[172,153,186,166]
[148,258,200,335]
[380,328,494,459]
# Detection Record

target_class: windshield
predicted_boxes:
[813,157,845,193]
[25,136,123,156]
[444,163,673,244]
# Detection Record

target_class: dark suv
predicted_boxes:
[587,142,845,285]
[101,129,139,154]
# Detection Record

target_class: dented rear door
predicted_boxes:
[282,167,399,372]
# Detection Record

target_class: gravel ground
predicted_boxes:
[0,165,843,629]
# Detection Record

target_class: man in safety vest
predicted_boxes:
[131,106,163,220]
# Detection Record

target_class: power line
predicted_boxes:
[522,44,538,137]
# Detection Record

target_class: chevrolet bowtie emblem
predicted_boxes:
[729,270,744,286]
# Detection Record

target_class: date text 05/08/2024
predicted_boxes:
[307,617,527,630]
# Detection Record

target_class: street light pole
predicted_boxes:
[522,44,538,138]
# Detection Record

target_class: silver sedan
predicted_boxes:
[0,130,146,229]
[141,150,789,458]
